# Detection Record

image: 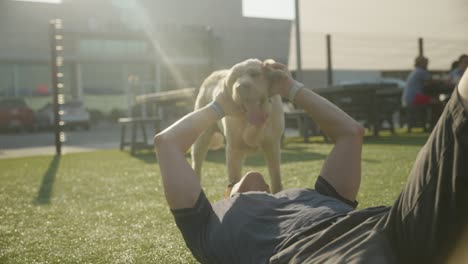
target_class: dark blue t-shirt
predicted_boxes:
[172,178,393,263]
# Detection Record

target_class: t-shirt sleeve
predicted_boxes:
[314,176,359,208]
[170,191,213,263]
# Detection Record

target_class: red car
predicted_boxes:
[0,98,36,131]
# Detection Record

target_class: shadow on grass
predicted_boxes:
[130,133,425,166]
[362,158,381,163]
[293,132,429,147]
[130,150,157,164]
[35,155,60,205]
[363,133,429,146]
[129,133,429,166]
[204,147,327,166]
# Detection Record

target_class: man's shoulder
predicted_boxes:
[417,68,431,78]
[412,67,427,75]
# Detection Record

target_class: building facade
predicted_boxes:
[0,0,291,112]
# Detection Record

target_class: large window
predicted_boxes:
[0,64,14,97]
[78,39,148,56]
[11,0,62,3]
[81,63,153,95]
[0,63,72,98]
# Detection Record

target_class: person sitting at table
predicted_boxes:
[449,54,468,85]
[403,56,432,107]
[402,56,434,132]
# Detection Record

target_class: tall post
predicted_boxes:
[206,26,215,72]
[122,64,133,117]
[418,37,424,56]
[294,0,303,82]
[155,62,161,93]
[49,19,65,155]
[72,63,83,100]
[13,64,19,97]
[326,34,333,86]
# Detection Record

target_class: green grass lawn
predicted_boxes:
[0,133,428,263]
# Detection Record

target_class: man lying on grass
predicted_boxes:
[154,61,468,263]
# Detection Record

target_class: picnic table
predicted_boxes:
[118,88,196,155]
[135,88,196,128]
[284,106,320,143]
[118,116,162,155]
[284,83,402,140]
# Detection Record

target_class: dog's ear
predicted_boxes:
[263,59,289,96]
[225,60,248,95]
[225,68,239,95]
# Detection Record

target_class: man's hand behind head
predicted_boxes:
[263,61,294,98]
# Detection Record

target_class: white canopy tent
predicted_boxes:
[289,0,468,71]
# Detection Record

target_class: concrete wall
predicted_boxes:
[0,0,387,109]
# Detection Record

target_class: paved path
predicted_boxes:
[0,124,124,159]
[0,124,302,159]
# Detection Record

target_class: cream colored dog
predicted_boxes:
[191,58,286,193]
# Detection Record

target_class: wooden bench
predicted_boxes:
[118,117,162,155]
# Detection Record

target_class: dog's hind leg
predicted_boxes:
[191,125,216,180]
[262,141,283,193]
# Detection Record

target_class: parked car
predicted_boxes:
[36,100,90,130]
[0,98,36,131]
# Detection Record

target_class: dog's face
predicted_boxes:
[226,59,285,125]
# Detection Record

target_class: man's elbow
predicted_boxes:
[355,124,365,138]
[153,133,170,149]
[334,123,364,144]
[347,123,365,139]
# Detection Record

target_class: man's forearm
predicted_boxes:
[264,61,363,201]
[154,104,220,209]
[292,86,364,201]
[154,105,219,153]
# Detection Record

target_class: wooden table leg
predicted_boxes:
[141,121,148,147]
[131,122,136,155]
[120,124,126,150]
